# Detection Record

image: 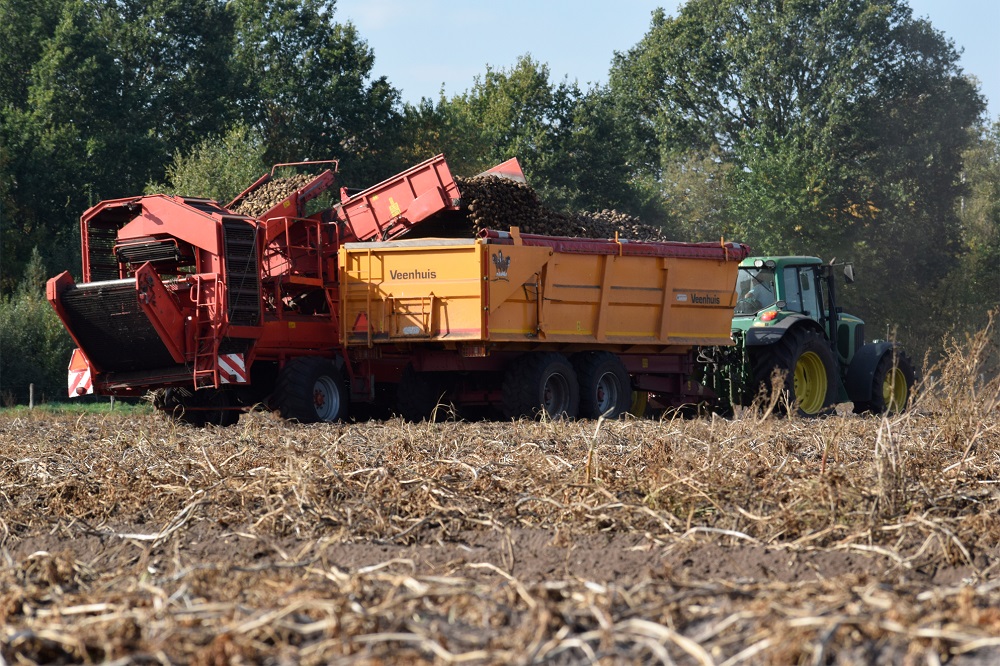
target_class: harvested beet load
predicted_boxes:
[455,174,667,241]
[232,173,316,217]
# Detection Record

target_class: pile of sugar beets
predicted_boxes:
[231,171,667,242]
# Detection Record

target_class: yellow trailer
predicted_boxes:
[341,229,744,349]
[339,229,749,421]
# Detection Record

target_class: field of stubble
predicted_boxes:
[1,330,998,665]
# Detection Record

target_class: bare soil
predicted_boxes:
[2,398,999,664]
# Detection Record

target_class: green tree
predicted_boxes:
[939,119,1000,334]
[0,248,74,404]
[610,0,986,351]
[231,0,404,186]
[147,123,268,203]
[1,0,241,284]
[450,56,579,205]
[398,95,492,179]
[401,57,654,217]
[0,0,65,110]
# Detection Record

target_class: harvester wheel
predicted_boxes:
[397,365,450,422]
[751,328,837,416]
[502,352,579,420]
[275,357,348,423]
[853,350,915,415]
[572,352,632,419]
[154,387,240,427]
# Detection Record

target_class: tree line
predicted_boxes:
[0,0,996,402]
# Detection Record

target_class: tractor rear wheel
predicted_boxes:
[751,327,837,416]
[853,350,915,415]
[502,353,579,420]
[274,357,348,423]
[572,351,632,419]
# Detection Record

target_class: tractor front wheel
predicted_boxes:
[854,351,915,415]
[751,327,837,416]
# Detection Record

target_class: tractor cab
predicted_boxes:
[732,256,867,369]
[733,257,827,320]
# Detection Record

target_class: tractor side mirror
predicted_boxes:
[843,263,855,284]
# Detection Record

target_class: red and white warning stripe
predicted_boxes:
[67,348,94,397]
[218,353,249,384]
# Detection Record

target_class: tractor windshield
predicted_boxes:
[734,267,777,315]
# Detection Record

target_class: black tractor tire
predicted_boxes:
[274,357,349,423]
[154,387,240,427]
[750,327,838,417]
[502,352,579,420]
[397,364,450,422]
[572,351,632,419]
[853,350,916,415]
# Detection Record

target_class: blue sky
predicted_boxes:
[335,0,998,121]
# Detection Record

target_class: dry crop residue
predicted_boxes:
[1,401,998,664]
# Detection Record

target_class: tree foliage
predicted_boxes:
[939,119,1000,332]
[0,0,401,286]
[399,56,653,216]
[0,249,74,404]
[147,124,268,203]
[230,0,403,186]
[609,0,987,347]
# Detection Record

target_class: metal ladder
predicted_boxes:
[191,276,219,388]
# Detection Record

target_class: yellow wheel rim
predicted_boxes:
[629,390,648,417]
[793,351,827,414]
[883,367,908,412]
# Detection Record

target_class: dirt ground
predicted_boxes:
[2,410,999,664]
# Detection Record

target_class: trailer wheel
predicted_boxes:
[275,357,348,423]
[502,353,579,420]
[853,350,915,415]
[572,352,632,419]
[751,327,837,416]
[397,364,449,422]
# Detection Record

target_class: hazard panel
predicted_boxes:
[218,353,249,384]
[67,348,94,397]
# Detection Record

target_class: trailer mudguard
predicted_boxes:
[844,341,895,404]
[742,313,824,346]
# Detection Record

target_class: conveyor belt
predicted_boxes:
[59,279,177,372]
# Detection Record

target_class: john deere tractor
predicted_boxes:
[703,256,916,416]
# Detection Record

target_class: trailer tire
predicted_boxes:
[572,352,632,419]
[502,353,579,420]
[751,327,837,416]
[853,350,915,415]
[397,365,449,422]
[275,357,348,423]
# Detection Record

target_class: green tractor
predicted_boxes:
[703,256,916,416]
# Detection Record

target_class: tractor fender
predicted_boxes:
[845,341,896,403]
[743,313,825,347]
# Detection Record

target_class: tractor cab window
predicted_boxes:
[783,266,822,318]
[734,266,777,315]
